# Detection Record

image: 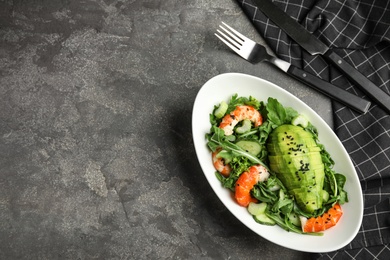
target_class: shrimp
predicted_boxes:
[212,148,231,177]
[235,165,270,207]
[300,204,343,233]
[219,105,263,136]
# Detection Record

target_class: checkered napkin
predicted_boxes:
[236,0,390,258]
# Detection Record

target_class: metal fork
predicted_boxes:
[215,22,371,114]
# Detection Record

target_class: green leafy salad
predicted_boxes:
[206,94,348,235]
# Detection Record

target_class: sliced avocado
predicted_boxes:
[266,142,320,155]
[268,152,324,177]
[267,124,325,214]
[290,186,323,213]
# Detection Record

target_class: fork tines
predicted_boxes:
[215,22,257,60]
[215,22,246,51]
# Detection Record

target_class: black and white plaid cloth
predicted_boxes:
[236,0,390,259]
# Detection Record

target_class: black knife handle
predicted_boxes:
[324,50,390,113]
[287,65,371,114]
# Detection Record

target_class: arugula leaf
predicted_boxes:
[252,184,278,203]
[285,107,299,123]
[266,97,287,125]
[208,126,268,168]
[246,96,261,110]
[263,97,298,128]
[225,94,261,114]
[335,173,348,204]
[264,211,323,236]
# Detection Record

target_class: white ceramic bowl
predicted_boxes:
[192,73,363,253]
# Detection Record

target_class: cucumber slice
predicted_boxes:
[215,149,232,164]
[322,189,329,203]
[248,202,267,216]
[236,140,262,156]
[226,134,236,142]
[235,119,251,134]
[249,202,275,226]
[254,213,276,226]
[279,189,285,201]
[291,114,309,128]
[214,101,228,119]
[288,213,301,226]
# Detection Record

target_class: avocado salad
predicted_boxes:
[206,94,348,235]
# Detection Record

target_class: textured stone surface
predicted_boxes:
[0,0,332,259]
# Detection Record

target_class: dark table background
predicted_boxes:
[0,0,333,259]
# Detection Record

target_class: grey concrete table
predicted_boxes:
[0,1,332,259]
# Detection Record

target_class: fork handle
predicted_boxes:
[287,65,371,114]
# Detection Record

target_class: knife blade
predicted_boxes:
[252,0,390,114]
